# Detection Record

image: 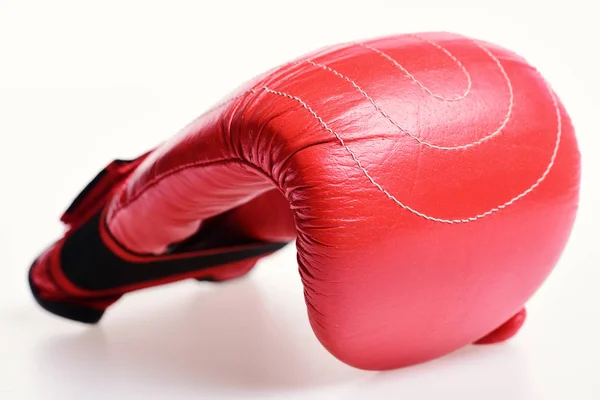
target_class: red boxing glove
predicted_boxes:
[29,32,580,370]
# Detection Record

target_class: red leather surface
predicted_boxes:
[104,32,580,370]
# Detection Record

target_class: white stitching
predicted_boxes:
[260,81,561,224]
[356,35,472,102]
[211,40,513,151]
[304,38,513,150]
[112,40,559,225]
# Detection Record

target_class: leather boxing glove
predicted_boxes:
[29,32,581,370]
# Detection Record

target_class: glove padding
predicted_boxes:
[29,32,581,370]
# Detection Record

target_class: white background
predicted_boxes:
[1,1,599,399]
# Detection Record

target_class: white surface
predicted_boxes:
[1,1,599,399]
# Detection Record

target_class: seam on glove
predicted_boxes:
[356,34,472,101]
[108,40,561,226]
[305,39,513,150]
[260,82,561,224]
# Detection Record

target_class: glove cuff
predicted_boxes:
[29,157,289,323]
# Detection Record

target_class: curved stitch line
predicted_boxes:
[356,35,472,101]
[304,39,513,150]
[110,41,557,225]
[110,80,559,226]
[202,35,471,113]
[261,83,561,224]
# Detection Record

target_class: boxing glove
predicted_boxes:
[29,32,581,370]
